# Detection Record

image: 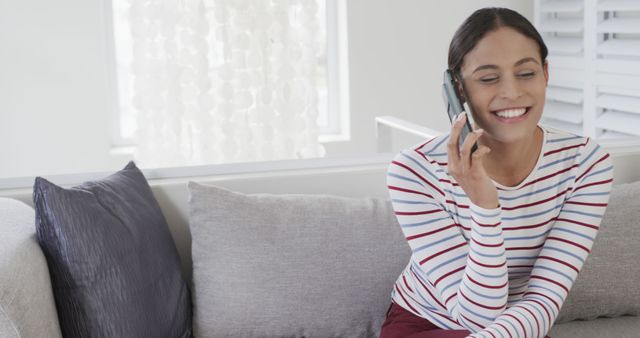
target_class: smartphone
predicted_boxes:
[442,69,478,154]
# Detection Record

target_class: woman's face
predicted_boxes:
[458,26,548,144]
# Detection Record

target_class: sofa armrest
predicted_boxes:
[0,198,62,338]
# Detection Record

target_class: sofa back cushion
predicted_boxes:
[0,198,62,338]
[33,162,192,338]
[188,182,411,338]
[556,180,640,323]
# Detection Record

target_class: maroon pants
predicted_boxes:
[380,301,551,338]
[380,302,471,338]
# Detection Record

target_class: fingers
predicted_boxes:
[460,128,483,171]
[447,112,467,161]
[470,145,492,175]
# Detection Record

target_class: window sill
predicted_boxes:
[109,131,352,157]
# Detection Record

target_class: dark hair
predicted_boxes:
[448,7,548,81]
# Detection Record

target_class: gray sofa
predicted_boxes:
[1,159,639,337]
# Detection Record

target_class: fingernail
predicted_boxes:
[475,128,484,134]
[456,112,466,122]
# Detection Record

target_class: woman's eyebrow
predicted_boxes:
[514,57,539,67]
[472,57,540,74]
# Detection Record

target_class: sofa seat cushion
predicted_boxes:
[0,198,62,338]
[188,182,411,338]
[549,315,640,338]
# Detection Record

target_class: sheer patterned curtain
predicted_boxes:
[128,0,326,168]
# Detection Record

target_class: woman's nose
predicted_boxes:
[498,76,523,100]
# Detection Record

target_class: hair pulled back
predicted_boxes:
[448,7,548,80]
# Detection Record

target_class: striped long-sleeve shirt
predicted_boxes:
[386,126,613,338]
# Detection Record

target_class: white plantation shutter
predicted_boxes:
[535,0,585,136]
[535,0,640,140]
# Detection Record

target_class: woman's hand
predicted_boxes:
[447,112,499,209]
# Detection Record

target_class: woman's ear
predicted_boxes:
[543,60,549,86]
[455,79,467,103]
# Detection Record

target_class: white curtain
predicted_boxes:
[129,0,326,168]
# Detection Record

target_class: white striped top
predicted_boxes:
[386,126,613,338]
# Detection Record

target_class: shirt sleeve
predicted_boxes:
[387,146,509,331]
[468,139,614,338]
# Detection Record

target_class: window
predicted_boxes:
[535,0,640,140]
[107,0,349,149]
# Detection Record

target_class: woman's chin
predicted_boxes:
[482,125,541,145]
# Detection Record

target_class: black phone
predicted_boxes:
[442,69,478,154]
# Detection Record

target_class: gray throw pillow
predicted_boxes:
[33,161,192,338]
[188,182,410,338]
[556,181,640,323]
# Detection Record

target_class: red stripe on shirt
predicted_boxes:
[555,217,599,230]
[545,236,590,253]
[420,242,467,265]
[503,217,558,231]
[459,289,506,310]
[434,265,465,287]
[460,313,486,331]
[529,275,569,293]
[543,141,587,157]
[469,255,507,268]
[515,305,541,337]
[564,201,608,207]
[388,185,435,199]
[402,275,414,293]
[537,255,579,274]
[572,178,613,193]
[506,243,544,251]
[522,164,578,188]
[410,267,447,309]
[495,322,513,338]
[406,223,458,241]
[394,284,420,314]
[471,216,501,227]
[576,153,610,182]
[391,160,446,196]
[503,313,527,336]
[523,291,560,311]
[502,189,570,211]
[471,237,504,248]
[467,275,508,289]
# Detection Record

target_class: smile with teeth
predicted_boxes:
[493,107,528,118]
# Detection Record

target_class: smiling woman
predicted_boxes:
[381,7,612,338]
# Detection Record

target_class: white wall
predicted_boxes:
[325,0,534,157]
[0,0,533,179]
[0,0,130,179]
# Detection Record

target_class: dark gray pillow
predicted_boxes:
[33,161,191,338]
[556,181,640,323]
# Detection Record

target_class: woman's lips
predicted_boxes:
[491,107,530,124]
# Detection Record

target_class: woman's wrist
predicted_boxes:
[468,196,500,210]
[475,200,500,209]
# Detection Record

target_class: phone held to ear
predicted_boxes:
[442,69,478,154]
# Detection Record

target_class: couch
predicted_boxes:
[1,153,639,337]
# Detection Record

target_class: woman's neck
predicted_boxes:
[478,126,544,187]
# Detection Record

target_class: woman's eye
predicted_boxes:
[480,77,498,83]
[518,72,535,78]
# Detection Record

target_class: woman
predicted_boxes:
[380,7,613,338]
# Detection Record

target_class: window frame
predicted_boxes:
[105,0,350,150]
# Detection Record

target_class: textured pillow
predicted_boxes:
[33,161,192,338]
[0,198,62,338]
[188,182,410,338]
[556,181,640,323]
